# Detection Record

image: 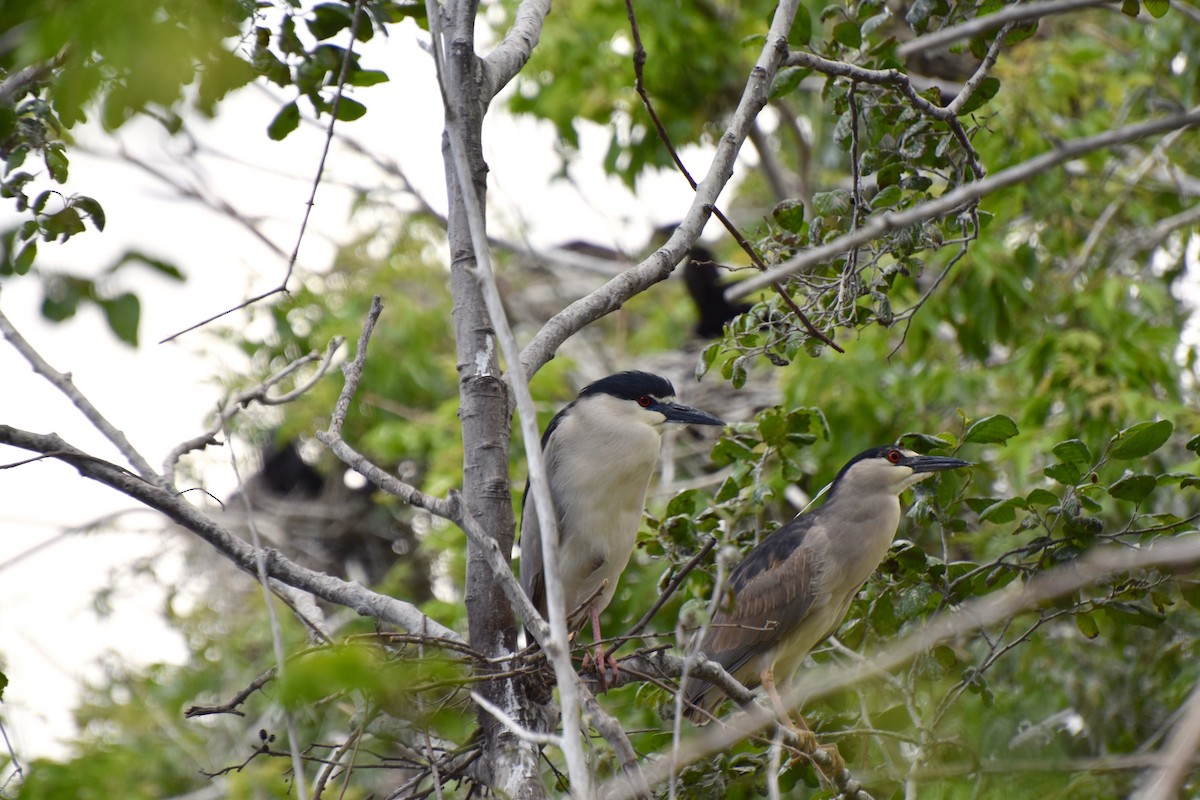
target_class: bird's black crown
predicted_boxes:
[579,371,675,402]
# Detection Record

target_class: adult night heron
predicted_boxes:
[683,445,970,754]
[520,371,726,682]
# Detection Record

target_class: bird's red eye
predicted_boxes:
[637,396,653,408]
[887,449,903,464]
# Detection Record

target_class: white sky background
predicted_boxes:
[0,18,725,763]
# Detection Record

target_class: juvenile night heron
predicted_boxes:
[683,445,970,754]
[520,371,726,682]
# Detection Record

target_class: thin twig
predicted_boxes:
[0,425,463,643]
[0,713,25,793]
[470,692,561,746]
[311,728,361,800]
[622,0,842,353]
[226,425,309,799]
[1132,675,1200,800]
[598,533,1200,800]
[0,306,160,483]
[185,668,277,718]
[616,536,718,649]
[159,0,367,343]
[897,0,1113,58]
[162,337,343,482]
[728,105,1200,299]
[428,0,591,787]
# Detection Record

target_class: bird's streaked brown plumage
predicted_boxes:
[684,446,970,722]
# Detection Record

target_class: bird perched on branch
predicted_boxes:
[520,371,726,684]
[683,445,970,758]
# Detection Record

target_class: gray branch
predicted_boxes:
[0,424,463,644]
[163,338,343,483]
[0,306,161,485]
[727,105,1200,300]
[517,0,802,379]
[482,0,552,102]
[897,0,1114,58]
[599,534,1200,800]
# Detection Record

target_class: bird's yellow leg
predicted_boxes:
[760,667,845,776]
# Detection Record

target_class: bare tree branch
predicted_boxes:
[430,0,592,785]
[162,337,343,483]
[727,105,1200,300]
[0,305,161,484]
[481,0,552,101]
[518,0,802,378]
[0,424,463,643]
[0,54,63,106]
[1132,675,1200,800]
[600,534,1200,800]
[897,0,1114,58]
[159,0,366,344]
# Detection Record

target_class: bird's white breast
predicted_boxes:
[547,395,663,619]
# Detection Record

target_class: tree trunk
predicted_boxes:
[442,2,548,797]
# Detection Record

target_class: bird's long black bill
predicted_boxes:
[660,402,726,427]
[902,454,972,473]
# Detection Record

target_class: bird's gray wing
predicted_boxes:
[684,520,819,712]
[517,402,574,619]
[518,478,546,617]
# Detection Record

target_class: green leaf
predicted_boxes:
[1103,601,1164,629]
[711,437,757,466]
[1187,434,1200,454]
[1109,420,1173,460]
[963,414,1019,445]
[0,670,6,701]
[1025,488,1058,507]
[666,489,699,518]
[44,146,69,183]
[1144,0,1169,15]
[44,207,86,241]
[958,77,1000,114]
[99,292,141,346]
[758,409,788,447]
[833,20,862,48]
[771,199,805,233]
[110,251,186,281]
[308,2,353,40]
[14,241,36,274]
[268,101,301,140]
[871,184,903,209]
[74,196,106,231]
[978,498,1021,524]
[812,189,852,217]
[1181,584,1200,610]
[791,4,812,45]
[898,432,955,453]
[1107,473,1156,504]
[334,97,368,121]
[1044,462,1081,485]
[1075,612,1099,640]
[1121,0,1139,15]
[1052,439,1091,471]
[348,68,390,87]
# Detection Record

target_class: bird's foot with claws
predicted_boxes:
[783,726,845,781]
[581,645,620,691]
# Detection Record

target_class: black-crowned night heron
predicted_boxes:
[520,371,726,683]
[683,445,970,756]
